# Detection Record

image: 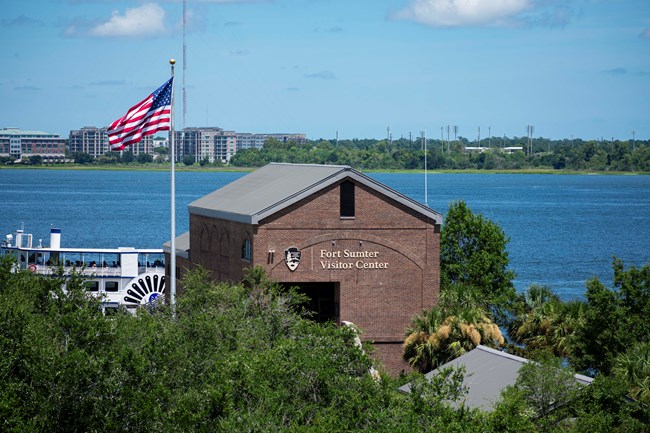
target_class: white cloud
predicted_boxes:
[91,3,166,37]
[392,0,531,27]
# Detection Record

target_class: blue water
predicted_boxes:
[1,169,648,300]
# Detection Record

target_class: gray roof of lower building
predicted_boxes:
[188,163,442,225]
[162,231,190,259]
[398,345,593,411]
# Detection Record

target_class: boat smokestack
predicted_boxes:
[50,228,61,249]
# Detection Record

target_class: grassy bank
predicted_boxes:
[1,164,647,175]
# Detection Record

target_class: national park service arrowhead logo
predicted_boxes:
[284,247,301,272]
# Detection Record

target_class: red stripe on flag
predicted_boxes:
[108,78,173,150]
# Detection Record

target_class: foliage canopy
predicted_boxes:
[440,200,516,322]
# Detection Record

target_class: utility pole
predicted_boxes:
[531,126,534,154]
[526,125,535,155]
[421,130,428,206]
[488,126,491,148]
[181,0,188,164]
[447,125,451,153]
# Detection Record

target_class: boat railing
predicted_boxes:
[30,264,165,277]
[138,265,165,274]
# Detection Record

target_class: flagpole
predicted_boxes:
[169,58,177,315]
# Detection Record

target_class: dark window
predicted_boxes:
[241,238,251,261]
[105,281,119,292]
[340,181,355,218]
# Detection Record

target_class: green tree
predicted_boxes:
[440,200,516,324]
[612,342,650,405]
[404,366,469,417]
[0,255,112,432]
[572,375,648,433]
[403,284,504,373]
[496,356,581,432]
[97,151,120,164]
[121,150,135,163]
[488,386,537,433]
[136,152,153,163]
[28,155,43,165]
[509,285,586,358]
[182,154,195,166]
[73,152,93,164]
[571,259,650,375]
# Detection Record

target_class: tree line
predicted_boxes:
[230,136,650,172]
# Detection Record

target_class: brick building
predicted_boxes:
[166,163,442,373]
[0,127,66,161]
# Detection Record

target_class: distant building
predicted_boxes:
[69,127,108,158]
[464,146,489,153]
[128,135,155,157]
[0,127,66,161]
[153,136,168,148]
[68,126,154,158]
[175,127,237,164]
[173,128,305,164]
[236,133,307,151]
[465,146,524,154]
[65,125,306,163]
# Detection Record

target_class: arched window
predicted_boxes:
[220,233,229,258]
[200,228,209,253]
[241,237,251,261]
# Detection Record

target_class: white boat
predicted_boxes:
[1,227,166,313]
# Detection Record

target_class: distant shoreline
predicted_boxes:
[0,164,647,175]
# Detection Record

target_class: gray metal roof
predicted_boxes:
[0,127,60,137]
[398,345,593,411]
[188,163,442,225]
[162,231,190,259]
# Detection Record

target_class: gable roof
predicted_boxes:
[188,163,442,225]
[398,345,593,411]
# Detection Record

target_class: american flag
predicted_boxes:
[108,77,173,150]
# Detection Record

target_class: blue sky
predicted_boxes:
[2,0,649,141]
